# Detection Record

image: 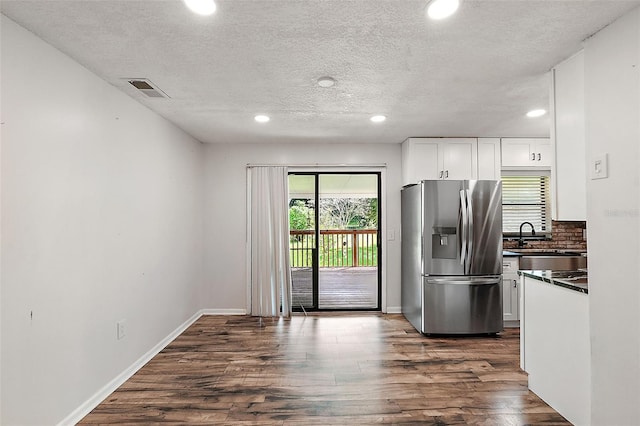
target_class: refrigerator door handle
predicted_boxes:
[459,190,468,265]
[466,189,473,274]
[425,277,501,285]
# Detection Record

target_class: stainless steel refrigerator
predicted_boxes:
[401,180,503,334]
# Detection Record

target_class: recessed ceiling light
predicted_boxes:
[426,0,460,20]
[526,109,547,118]
[183,0,216,16]
[254,115,270,123]
[370,115,386,123]
[317,77,336,88]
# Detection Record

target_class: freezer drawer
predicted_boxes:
[422,276,503,334]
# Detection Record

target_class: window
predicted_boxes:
[502,172,551,236]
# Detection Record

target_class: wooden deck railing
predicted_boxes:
[289,229,378,268]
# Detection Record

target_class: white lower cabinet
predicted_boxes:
[521,276,590,425]
[502,257,520,324]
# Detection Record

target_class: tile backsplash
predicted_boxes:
[503,221,587,251]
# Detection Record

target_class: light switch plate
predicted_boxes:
[591,153,609,180]
[117,320,126,340]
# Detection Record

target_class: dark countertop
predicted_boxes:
[518,270,588,294]
[503,249,587,257]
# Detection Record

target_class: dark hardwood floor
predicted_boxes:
[80,314,569,425]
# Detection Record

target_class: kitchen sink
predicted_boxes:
[513,250,588,270]
[508,249,583,256]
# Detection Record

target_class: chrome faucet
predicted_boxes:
[518,222,536,248]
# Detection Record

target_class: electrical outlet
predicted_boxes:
[117,320,126,340]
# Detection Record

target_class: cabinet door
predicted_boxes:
[534,139,553,167]
[502,138,536,167]
[477,138,501,180]
[502,275,519,321]
[502,258,520,322]
[442,138,477,180]
[410,140,442,181]
[552,50,586,220]
[502,138,551,168]
[402,138,478,185]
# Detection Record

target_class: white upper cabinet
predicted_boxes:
[501,138,552,168]
[441,139,478,179]
[402,138,478,185]
[552,50,587,221]
[477,138,501,180]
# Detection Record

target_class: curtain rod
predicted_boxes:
[246,163,387,168]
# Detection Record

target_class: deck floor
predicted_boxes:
[292,267,378,310]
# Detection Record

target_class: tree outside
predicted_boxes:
[289,197,378,268]
[319,198,377,230]
[289,197,377,231]
[289,199,315,231]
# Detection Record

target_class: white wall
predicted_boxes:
[584,7,640,425]
[1,16,205,425]
[203,143,403,312]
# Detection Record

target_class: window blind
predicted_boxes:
[502,175,551,234]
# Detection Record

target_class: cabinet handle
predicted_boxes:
[537,153,541,161]
[531,153,535,161]
[445,170,449,179]
[513,279,517,288]
[439,170,443,179]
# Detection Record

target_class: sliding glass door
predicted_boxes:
[288,172,381,311]
[288,174,317,311]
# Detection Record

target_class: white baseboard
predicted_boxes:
[201,308,247,315]
[57,308,244,426]
[386,306,402,314]
[504,320,520,328]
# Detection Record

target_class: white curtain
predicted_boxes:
[249,166,292,317]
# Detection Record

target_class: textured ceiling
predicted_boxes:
[2,0,639,144]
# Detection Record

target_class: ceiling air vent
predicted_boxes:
[126,79,170,98]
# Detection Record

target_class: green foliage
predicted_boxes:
[289,200,314,230]
[288,196,379,267]
[367,198,378,228]
[289,238,378,268]
[289,197,377,231]
[319,198,377,230]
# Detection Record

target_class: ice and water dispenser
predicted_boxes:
[431,227,457,259]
